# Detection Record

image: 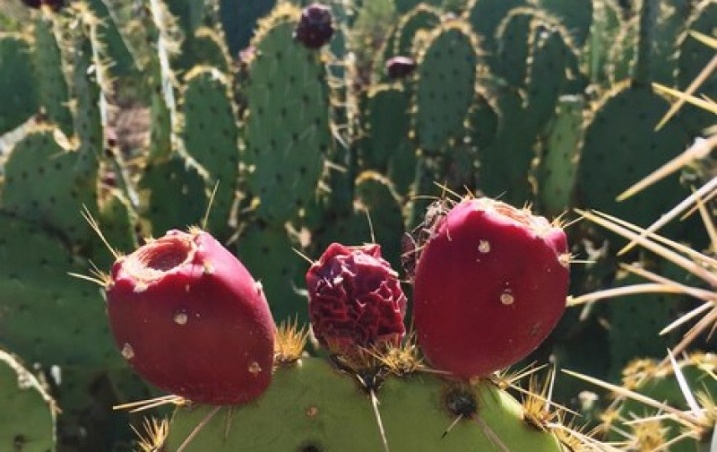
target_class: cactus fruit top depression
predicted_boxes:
[413,198,570,379]
[105,229,276,405]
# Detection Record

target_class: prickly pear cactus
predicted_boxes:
[0,33,38,135]
[353,170,405,268]
[533,0,592,47]
[182,66,239,239]
[535,95,584,216]
[358,84,415,194]
[0,349,56,452]
[675,0,717,134]
[164,357,567,451]
[392,4,440,58]
[1,127,97,247]
[574,83,691,237]
[582,0,623,86]
[244,3,332,224]
[494,7,536,87]
[0,213,118,369]
[236,222,308,324]
[138,154,208,234]
[413,21,478,152]
[467,0,528,65]
[604,353,717,451]
[219,0,277,55]
[32,13,73,135]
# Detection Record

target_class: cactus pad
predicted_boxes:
[0,349,56,452]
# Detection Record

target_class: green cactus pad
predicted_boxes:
[574,83,691,235]
[68,26,104,178]
[468,90,499,151]
[138,153,207,235]
[236,222,308,324]
[606,15,638,84]
[607,353,717,451]
[395,0,442,14]
[182,66,239,239]
[359,84,415,194]
[164,0,205,36]
[535,95,584,216]
[32,15,73,135]
[534,0,592,47]
[149,92,173,162]
[477,85,536,205]
[606,268,677,378]
[0,213,119,369]
[372,22,401,84]
[92,188,138,267]
[524,21,572,131]
[176,27,231,75]
[582,0,623,86]
[494,7,536,87]
[354,171,404,268]
[413,21,478,152]
[467,0,527,61]
[0,349,56,452]
[244,3,332,224]
[1,126,97,246]
[219,0,277,55]
[165,357,566,451]
[392,4,441,58]
[647,0,692,85]
[676,0,717,134]
[0,33,38,135]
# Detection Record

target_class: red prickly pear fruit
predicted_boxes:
[386,56,417,79]
[413,198,570,379]
[306,243,407,356]
[293,3,334,49]
[105,228,276,405]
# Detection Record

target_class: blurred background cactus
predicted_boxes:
[0,0,715,450]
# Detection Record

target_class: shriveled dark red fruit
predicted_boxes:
[293,3,334,49]
[105,229,276,405]
[306,243,407,356]
[413,198,570,378]
[386,56,417,79]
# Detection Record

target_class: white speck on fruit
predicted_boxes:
[255,281,263,295]
[478,240,491,253]
[174,311,188,325]
[248,361,262,376]
[121,343,135,360]
[500,290,514,306]
[185,284,191,293]
[203,261,215,275]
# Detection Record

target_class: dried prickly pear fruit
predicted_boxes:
[105,228,276,405]
[385,56,417,79]
[306,243,407,356]
[413,197,570,378]
[293,3,334,49]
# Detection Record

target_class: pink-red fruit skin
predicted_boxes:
[105,229,276,405]
[413,198,570,378]
[306,243,407,356]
